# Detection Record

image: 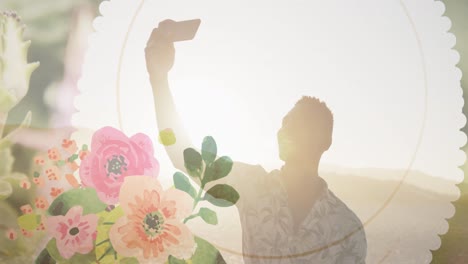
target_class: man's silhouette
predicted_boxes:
[145,20,367,263]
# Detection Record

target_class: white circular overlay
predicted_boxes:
[72,0,465,263]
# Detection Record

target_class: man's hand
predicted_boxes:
[145,20,176,80]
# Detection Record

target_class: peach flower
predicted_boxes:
[35,196,49,210]
[61,139,78,154]
[109,176,196,263]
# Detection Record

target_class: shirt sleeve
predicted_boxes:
[223,162,268,210]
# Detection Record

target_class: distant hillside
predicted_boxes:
[321,165,459,194]
[321,169,458,263]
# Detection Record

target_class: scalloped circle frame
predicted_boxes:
[72,0,465,263]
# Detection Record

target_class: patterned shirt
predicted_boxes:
[227,163,367,264]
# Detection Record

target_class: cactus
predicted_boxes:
[0,11,39,113]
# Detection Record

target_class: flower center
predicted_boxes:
[69,227,80,236]
[106,155,128,179]
[142,211,164,239]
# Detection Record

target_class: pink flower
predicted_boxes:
[109,176,196,263]
[46,206,98,259]
[79,127,159,204]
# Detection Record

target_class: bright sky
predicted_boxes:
[74,0,465,181]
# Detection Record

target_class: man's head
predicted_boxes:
[277,96,334,163]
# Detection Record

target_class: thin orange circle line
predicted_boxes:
[116,0,146,132]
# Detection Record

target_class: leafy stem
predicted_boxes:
[192,182,205,210]
[184,181,206,224]
[183,212,200,224]
[97,246,114,262]
[95,239,110,247]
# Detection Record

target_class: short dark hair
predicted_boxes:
[287,96,334,150]
[294,96,333,123]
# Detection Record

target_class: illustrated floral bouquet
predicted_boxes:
[0,11,238,264]
[16,126,238,264]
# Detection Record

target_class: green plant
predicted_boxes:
[0,11,41,263]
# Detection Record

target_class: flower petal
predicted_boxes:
[81,213,98,233]
[109,217,141,257]
[130,133,155,157]
[46,215,66,238]
[130,133,160,177]
[164,220,196,260]
[119,176,162,216]
[65,206,84,221]
[161,189,193,220]
[91,127,130,153]
[56,239,78,259]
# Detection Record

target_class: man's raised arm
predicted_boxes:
[145,20,194,174]
[145,20,261,198]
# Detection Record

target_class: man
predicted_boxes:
[145,20,367,263]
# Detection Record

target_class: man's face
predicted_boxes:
[277,113,316,162]
[277,107,334,163]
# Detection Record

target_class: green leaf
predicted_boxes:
[95,207,125,263]
[199,207,218,225]
[201,136,217,165]
[204,184,239,207]
[203,156,233,185]
[0,179,12,200]
[46,238,96,263]
[191,236,226,264]
[17,213,40,230]
[168,255,187,264]
[183,148,203,178]
[68,154,79,162]
[35,247,56,264]
[167,236,226,264]
[173,172,197,199]
[48,188,107,216]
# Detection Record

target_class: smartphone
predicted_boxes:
[159,19,201,42]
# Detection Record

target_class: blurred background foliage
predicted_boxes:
[1,0,100,128]
[0,0,100,262]
[0,0,100,175]
[0,0,466,262]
